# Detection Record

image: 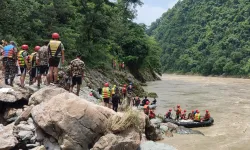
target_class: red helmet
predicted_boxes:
[177,104,180,108]
[52,33,60,39]
[169,109,172,111]
[34,46,40,51]
[123,84,127,87]
[146,101,149,105]
[21,44,29,50]
[104,83,109,87]
[184,110,186,112]
[196,110,199,113]
[206,110,209,113]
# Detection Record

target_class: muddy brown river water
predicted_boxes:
[144,74,250,150]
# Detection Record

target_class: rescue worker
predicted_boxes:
[36,41,49,86]
[174,104,182,120]
[202,110,210,121]
[122,84,127,99]
[64,65,71,91]
[134,96,140,107]
[149,110,156,119]
[142,96,150,106]
[188,110,195,120]
[144,101,150,115]
[48,33,65,84]
[28,46,40,86]
[69,55,85,96]
[165,109,172,119]
[2,40,17,86]
[112,90,120,112]
[152,98,157,105]
[194,110,201,122]
[102,82,111,108]
[111,85,117,98]
[181,110,187,120]
[17,44,29,87]
[121,62,125,71]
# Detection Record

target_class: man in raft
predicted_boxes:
[174,104,182,120]
[181,110,187,120]
[202,110,210,121]
[165,109,172,119]
[194,110,201,122]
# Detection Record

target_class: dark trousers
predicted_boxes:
[113,103,118,112]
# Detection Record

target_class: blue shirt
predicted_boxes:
[3,45,14,57]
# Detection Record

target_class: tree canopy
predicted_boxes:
[148,0,250,76]
[0,0,162,79]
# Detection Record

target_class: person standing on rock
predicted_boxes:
[102,82,111,108]
[112,89,120,112]
[122,84,127,99]
[28,46,40,87]
[48,33,65,84]
[17,44,29,87]
[69,54,85,96]
[2,40,17,86]
[36,41,49,86]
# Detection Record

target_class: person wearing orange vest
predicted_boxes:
[122,84,127,99]
[2,40,17,86]
[17,45,29,87]
[181,110,187,120]
[174,104,182,120]
[48,33,65,84]
[149,110,156,119]
[202,110,210,121]
[102,83,111,108]
[194,110,201,122]
[144,101,150,115]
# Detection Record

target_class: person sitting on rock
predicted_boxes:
[202,110,210,121]
[144,101,150,115]
[151,98,157,105]
[149,110,156,119]
[181,110,187,120]
[194,110,201,122]
[174,104,182,120]
[188,110,195,120]
[141,96,150,106]
[165,109,172,119]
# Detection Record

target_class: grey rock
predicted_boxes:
[175,126,204,135]
[26,142,40,148]
[0,87,30,103]
[31,145,46,150]
[44,137,60,150]
[14,106,33,125]
[18,130,34,140]
[0,123,18,150]
[16,123,35,131]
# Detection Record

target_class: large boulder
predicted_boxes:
[31,92,115,150]
[0,87,31,103]
[28,86,67,105]
[0,123,18,150]
[91,128,140,150]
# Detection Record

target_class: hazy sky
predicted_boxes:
[135,0,178,26]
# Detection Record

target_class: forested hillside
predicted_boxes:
[148,0,250,76]
[0,0,161,80]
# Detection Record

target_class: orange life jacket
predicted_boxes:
[204,113,210,120]
[144,105,149,113]
[122,87,127,93]
[176,108,182,115]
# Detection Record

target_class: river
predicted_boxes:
[144,74,250,150]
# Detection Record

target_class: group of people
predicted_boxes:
[101,82,134,112]
[140,96,157,119]
[1,33,85,96]
[165,104,211,122]
[112,59,125,71]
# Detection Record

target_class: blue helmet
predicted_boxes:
[129,82,132,85]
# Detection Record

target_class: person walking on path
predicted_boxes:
[2,40,17,86]
[48,33,65,84]
[28,46,40,87]
[17,45,29,87]
[112,90,121,112]
[102,82,111,108]
[69,55,85,96]
[36,41,49,85]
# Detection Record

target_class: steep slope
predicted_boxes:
[149,0,250,76]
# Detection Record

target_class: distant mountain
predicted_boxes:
[148,0,250,76]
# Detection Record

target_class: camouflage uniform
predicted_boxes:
[70,58,85,86]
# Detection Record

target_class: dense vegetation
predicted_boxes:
[0,0,162,80]
[148,0,250,76]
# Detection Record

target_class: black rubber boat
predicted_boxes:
[163,117,214,128]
